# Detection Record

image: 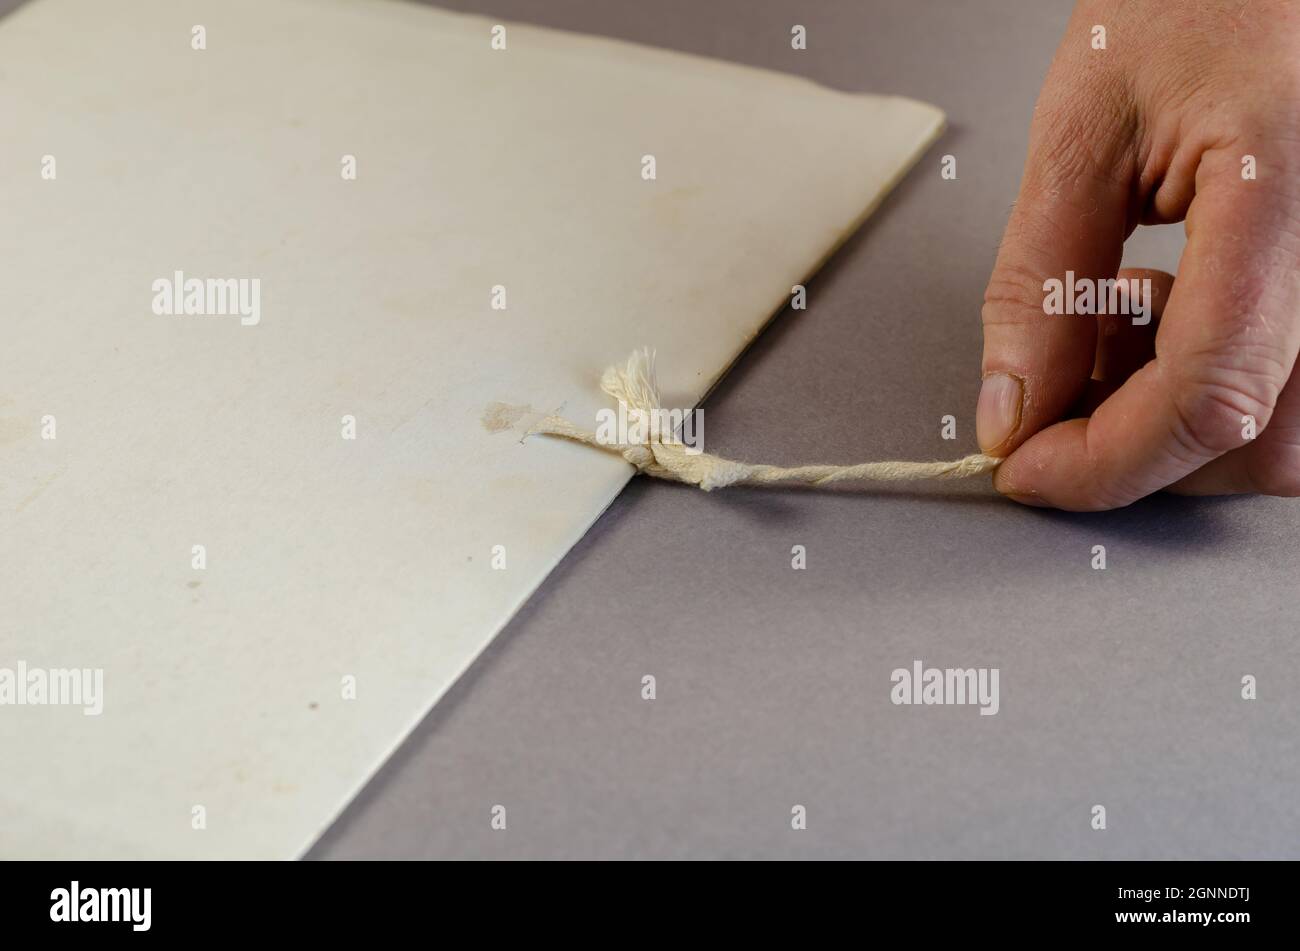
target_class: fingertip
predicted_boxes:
[991,453,1049,506]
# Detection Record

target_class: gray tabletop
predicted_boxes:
[9,0,1293,859]
[303,0,1300,859]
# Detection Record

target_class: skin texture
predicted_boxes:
[977,0,1300,511]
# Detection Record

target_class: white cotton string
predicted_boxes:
[527,348,1002,491]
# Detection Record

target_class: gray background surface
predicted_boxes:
[9,0,1292,858]
[308,0,1300,859]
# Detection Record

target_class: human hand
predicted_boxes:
[978,0,1300,510]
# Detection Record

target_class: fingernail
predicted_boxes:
[977,372,1023,453]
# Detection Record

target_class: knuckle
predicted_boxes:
[1171,375,1278,460]
[1036,120,1124,194]
[982,262,1050,325]
[1029,79,1133,194]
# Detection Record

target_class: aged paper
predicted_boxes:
[0,0,943,857]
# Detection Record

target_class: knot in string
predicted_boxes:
[527,349,1002,491]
